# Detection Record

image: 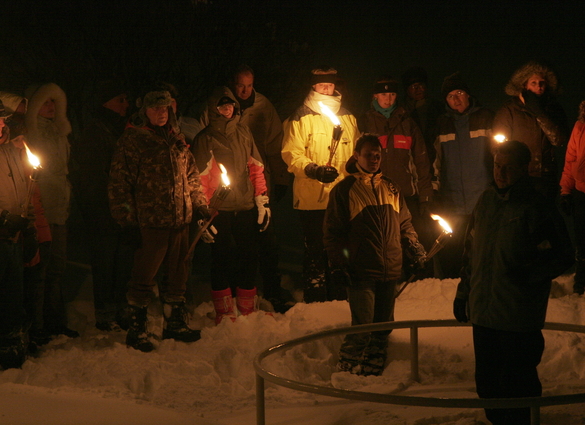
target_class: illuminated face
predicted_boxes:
[0,118,5,137]
[103,94,129,117]
[374,92,397,109]
[354,142,381,174]
[38,99,56,119]
[525,74,546,96]
[493,153,525,189]
[446,90,470,113]
[234,72,254,100]
[312,83,335,96]
[406,82,427,101]
[145,106,169,126]
[217,103,235,119]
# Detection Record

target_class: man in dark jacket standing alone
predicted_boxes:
[453,140,573,425]
[109,90,208,352]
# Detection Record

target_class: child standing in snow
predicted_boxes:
[323,134,427,376]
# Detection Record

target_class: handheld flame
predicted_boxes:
[318,101,341,126]
[431,214,453,234]
[23,142,41,170]
[219,163,230,186]
[494,134,507,144]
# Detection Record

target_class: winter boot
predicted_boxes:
[359,334,389,377]
[574,258,585,295]
[211,288,237,324]
[126,305,154,352]
[162,302,201,343]
[0,325,29,370]
[236,287,259,316]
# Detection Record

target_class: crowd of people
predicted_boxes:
[0,59,583,424]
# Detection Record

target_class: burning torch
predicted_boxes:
[493,134,507,144]
[396,214,453,297]
[22,141,42,216]
[185,163,231,261]
[317,101,343,203]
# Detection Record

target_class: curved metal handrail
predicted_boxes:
[254,319,585,425]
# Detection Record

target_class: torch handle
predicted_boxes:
[184,209,219,263]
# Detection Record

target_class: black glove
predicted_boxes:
[0,211,29,237]
[195,204,212,221]
[305,163,339,183]
[522,89,544,116]
[404,239,428,274]
[559,194,574,216]
[22,226,39,263]
[453,297,468,323]
[272,184,288,204]
[330,268,352,287]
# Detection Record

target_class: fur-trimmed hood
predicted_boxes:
[24,83,72,139]
[505,61,559,96]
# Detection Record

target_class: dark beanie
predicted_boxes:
[373,80,399,94]
[441,72,471,99]
[311,67,338,85]
[402,67,428,88]
[96,79,126,106]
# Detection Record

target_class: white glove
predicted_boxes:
[255,194,271,232]
[197,219,217,243]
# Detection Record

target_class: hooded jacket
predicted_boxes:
[191,86,267,212]
[108,108,206,229]
[282,89,359,210]
[361,105,433,201]
[323,160,420,282]
[560,120,585,195]
[494,62,569,178]
[24,83,71,225]
[456,177,573,332]
[434,99,494,215]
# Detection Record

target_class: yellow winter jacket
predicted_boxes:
[282,90,358,210]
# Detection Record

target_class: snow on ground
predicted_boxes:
[1,275,585,425]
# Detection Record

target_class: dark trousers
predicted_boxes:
[0,239,25,335]
[127,226,190,306]
[298,209,346,302]
[43,224,68,329]
[473,324,544,425]
[210,209,259,292]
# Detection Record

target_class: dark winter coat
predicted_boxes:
[323,161,421,282]
[361,106,433,202]
[191,87,267,212]
[456,177,573,332]
[108,121,207,229]
[434,101,494,215]
[493,96,569,178]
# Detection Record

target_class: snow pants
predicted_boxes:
[127,226,190,306]
[473,324,544,425]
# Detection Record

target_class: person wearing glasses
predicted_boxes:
[432,72,494,279]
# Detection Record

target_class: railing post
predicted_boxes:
[530,404,540,425]
[256,373,265,425]
[410,326,419,382]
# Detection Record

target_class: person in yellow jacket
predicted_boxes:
[282,67,358,302]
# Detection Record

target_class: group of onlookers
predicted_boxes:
[1,59,584,424]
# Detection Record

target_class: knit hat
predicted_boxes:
[441,72,471,99]
[311,67,338,85]
[373,80,399,94]
[402,67,428,88]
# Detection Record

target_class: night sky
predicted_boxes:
[3,0,585,124]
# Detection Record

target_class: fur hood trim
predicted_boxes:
[505,61,558,96]
[24,83,72,137]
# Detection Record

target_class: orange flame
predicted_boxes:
[318,101,341,126]
[23,142,41,168]
[431,214,453,234]
[218,163,230,186]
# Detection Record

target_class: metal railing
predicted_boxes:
[254,319,585,425]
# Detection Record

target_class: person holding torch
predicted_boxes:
[282,67,358,303]
[324,134,427,376]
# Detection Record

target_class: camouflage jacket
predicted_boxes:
[108,124,207,229]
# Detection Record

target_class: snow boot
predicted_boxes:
[125,305,154,352]
[162,302,200,343]
[0,325,29,370]
[359,334,388,377]
[574,258,585,295]
[236,287,259,316]
[211,288,236,324]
